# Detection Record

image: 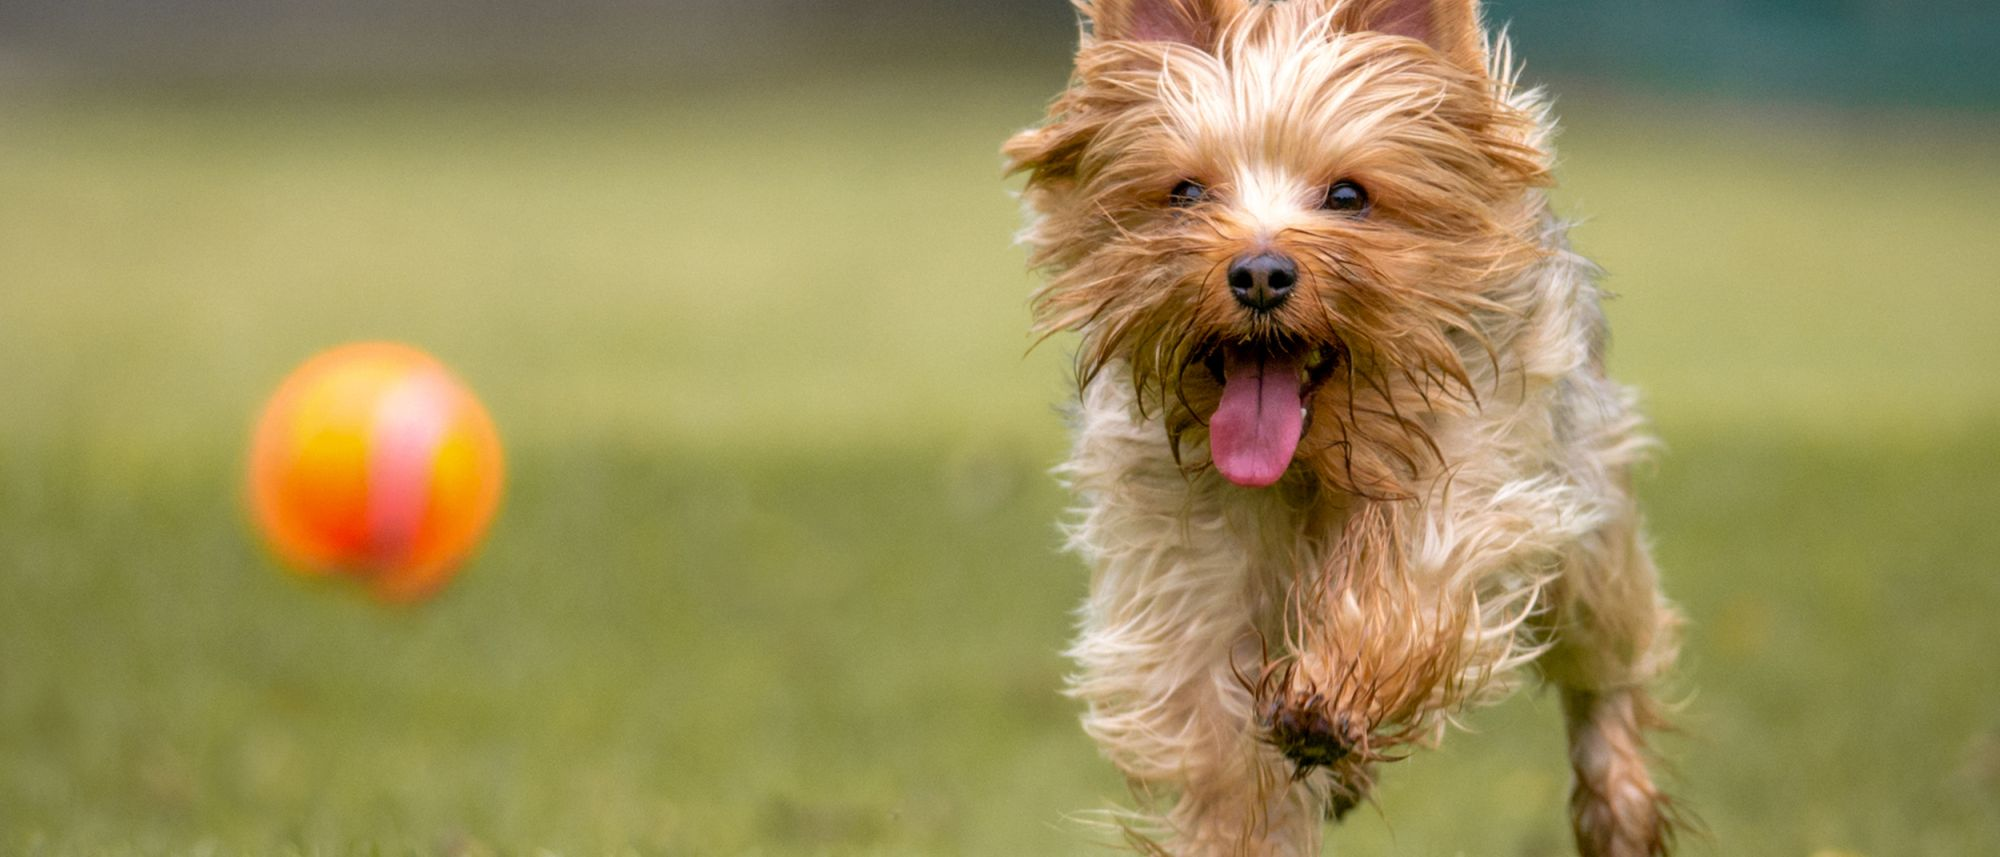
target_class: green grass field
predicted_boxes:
[2,73,1998,855]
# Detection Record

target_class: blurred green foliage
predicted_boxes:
[1488,0,2000,106]
[1,75,1998,854]
[4,1,1998,105]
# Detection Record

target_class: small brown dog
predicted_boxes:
[1006,1,1683,854]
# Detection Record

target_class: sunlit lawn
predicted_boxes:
[1,72,1997,855]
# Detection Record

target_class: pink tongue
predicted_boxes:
[1209,349,1304,488]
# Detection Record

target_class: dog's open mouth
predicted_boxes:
[1199,343,1339,488]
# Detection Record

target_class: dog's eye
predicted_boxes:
[1168,180,1207,208]
[1323,180,1368,214]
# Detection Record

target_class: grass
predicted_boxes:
[1,71,1998,855]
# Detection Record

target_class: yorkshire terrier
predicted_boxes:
[1005,1,1684,854]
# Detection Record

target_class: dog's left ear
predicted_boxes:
[1339,0,1485,73]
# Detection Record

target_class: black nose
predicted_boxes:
[1228,252,1297,312]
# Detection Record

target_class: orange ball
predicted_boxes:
[249,342,504,601]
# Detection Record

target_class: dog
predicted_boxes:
[1004,1,1684,854]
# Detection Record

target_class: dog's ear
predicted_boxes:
[1080,0,1241,49]
[1339,0,1485,72]
[1009,1,1242,188]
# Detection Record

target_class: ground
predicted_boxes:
[1,72,1997,855]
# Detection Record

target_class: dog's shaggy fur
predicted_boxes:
[1005,1,1684,854]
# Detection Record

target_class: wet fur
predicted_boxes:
[1006,1,1684,854]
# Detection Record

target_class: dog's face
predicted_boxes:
[1009,0,1552,495]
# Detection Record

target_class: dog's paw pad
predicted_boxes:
[1258,694,1361,773]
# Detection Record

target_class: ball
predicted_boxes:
[248,342,504,601]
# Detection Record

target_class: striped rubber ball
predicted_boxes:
[249,342,503,601]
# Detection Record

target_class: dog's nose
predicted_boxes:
[1228,252,1297,312]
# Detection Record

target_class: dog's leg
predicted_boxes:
[1262,483,1563,782]
[1543,503,1682,857]
[1068,499,1323,856]
[1559,684,1673,857]
[1063,384,1323,856]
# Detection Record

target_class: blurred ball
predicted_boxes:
[249,342,503,601]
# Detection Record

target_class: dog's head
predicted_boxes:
[1008,0,1553,495]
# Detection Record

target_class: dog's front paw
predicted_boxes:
[1258,690,1363,774]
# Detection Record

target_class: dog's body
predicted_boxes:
[1006,1,1682,854]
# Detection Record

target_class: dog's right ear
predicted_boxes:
[1079,0,1240,50]
[1335,0,1486,73]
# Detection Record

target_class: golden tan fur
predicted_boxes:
[1006,1,1685,854]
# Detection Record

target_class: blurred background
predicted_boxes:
[2,2,1996,855]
